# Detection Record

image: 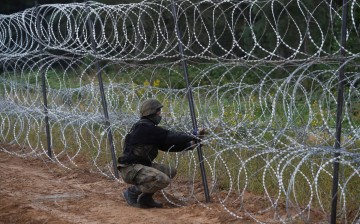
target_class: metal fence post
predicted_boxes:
[35,1,52,158]
[86,1,119,179]
[331,0,348,223]
[170,0,211,203]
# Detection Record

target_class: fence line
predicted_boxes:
[1,1,359,223]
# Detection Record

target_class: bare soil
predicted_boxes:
[0,145,328,224]
[0,148,247,224]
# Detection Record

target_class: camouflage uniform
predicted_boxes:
[119,162,176,194]
[118,99,195,208]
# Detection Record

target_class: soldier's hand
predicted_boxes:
[198,128,206,139]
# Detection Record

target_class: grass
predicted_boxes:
[1,63,359,221]
[1,109,359,220]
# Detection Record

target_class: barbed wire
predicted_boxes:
[0,0,359,223]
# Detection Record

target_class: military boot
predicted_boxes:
[138,193,163,208]
[123,186,141,207]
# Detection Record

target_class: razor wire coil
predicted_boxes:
[1,0,360,223]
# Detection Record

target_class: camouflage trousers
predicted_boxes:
[119,163,177,194]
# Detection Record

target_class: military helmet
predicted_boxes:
[140,99,163,117]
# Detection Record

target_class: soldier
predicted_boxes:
[118,99,204,208]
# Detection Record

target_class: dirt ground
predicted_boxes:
[0,148,250,224]
[0,144,332,224]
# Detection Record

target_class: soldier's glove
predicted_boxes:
[197,128,206,140]
[189,128,206,150]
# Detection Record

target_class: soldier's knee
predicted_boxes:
[157,174,170,188]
